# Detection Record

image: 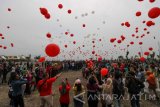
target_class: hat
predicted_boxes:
[75,79,81,84]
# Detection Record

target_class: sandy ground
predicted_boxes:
[0,71,160,107]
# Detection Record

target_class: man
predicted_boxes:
[126,71,144,107]
[37,72,61,107]
[146,71,159,100]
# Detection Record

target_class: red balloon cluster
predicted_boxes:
[125,22,130,27]
[39,8,51,19]
[148,7,160,19]
[45,43,60,57]
[121,35,125,41]
[101,68,109,76]
[146,20,155,27]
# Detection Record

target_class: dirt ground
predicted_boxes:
[0,71,159,107]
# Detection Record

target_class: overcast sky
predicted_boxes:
[0,0,160,60]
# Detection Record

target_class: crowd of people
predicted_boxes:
[0,58,160,107]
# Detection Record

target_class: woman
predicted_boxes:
[10,72,28,107]
[87,75,100,107]
[101,78,113,107]
[73,78,85,107]
[59,78,71,107]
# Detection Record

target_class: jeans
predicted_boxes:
[114,99,122,107]
[130,94,140,107]
[13,95,24,107]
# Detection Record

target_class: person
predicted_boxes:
[87,75,100,107]
[112,71,124,107]
[73,78,85,107]
[146,71,159,100]
[37,72,61,107]
[10,72,28,107]
[59,78,71,107]
[126,71,145,107]
[101,77,113,107]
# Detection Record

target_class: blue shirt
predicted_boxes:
[11,79,27,96]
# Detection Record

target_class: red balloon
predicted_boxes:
[92,51,95,54]
[0,33,2,36]
[144,28,147,31]
[40,8,48,15]
[68,9,72,14]
[139,42,143,45]
[45,13,51,19]
[149,0,155,3]
[11,43,14,47]
[121,23,124,26]
[140,57,145,62]
[130,41,134,45]
[136,11,141,16]
[98,57,102,62]
[138,0,144,2]
[1,37,5,39]
[45,43,60,57]
[117,40,122,44]
[3,46,7,49]
[110,38,116,43]
[8,8,11,11]
[70,34,74,37]
[144,51,150,56]
[82,24,86,27]
[101,68,108,76]
[46,33,51,38]
[73,41,76,44]
[65,32,68,35]
[38,57,45,62]
[149,47,153,51]
[132,34,135,37]
[58,4,63,9]
[148,7,160,19]
[64,45,67,48]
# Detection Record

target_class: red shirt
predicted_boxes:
[59,83,71,104]
[37,77,56,96]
